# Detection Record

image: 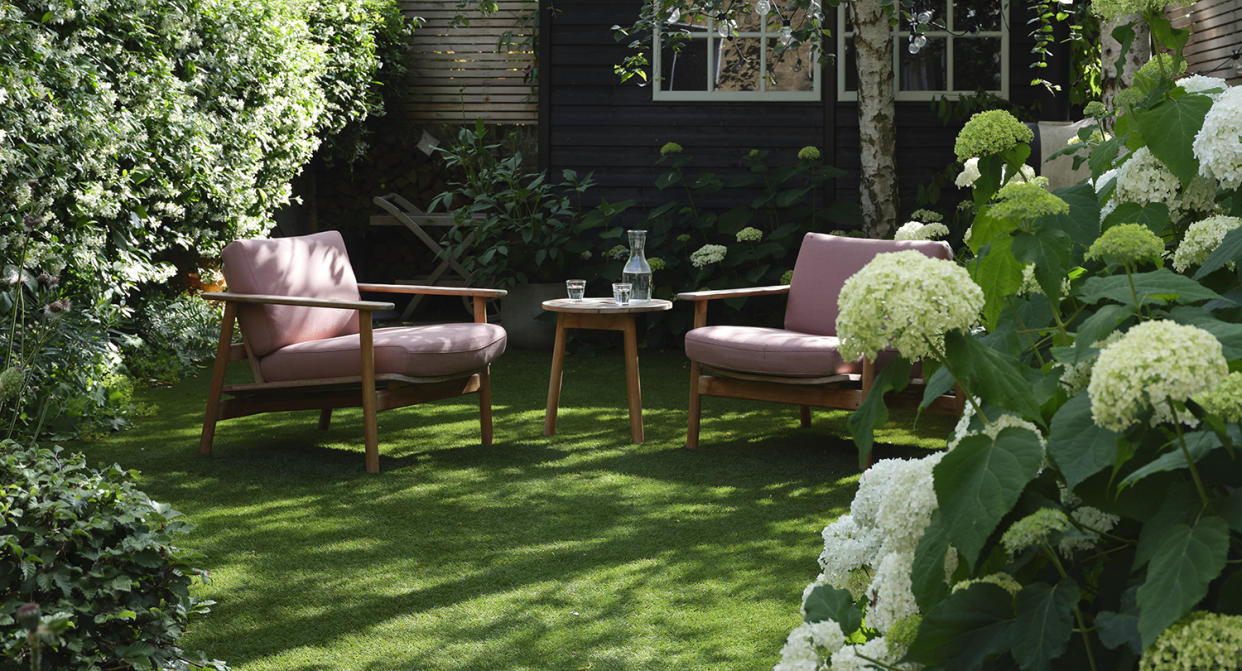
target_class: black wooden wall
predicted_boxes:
[540,0,1071,225]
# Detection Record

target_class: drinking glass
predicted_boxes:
[565,279,586,301]
[612,282,632,305]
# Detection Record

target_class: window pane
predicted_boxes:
[954,37,1001,90]
[767,39,815,91]
[898,36,946,90]
[953,0,1002,32]
[661,37,708,91]
[842,38,857,91]
[716,37,761,91]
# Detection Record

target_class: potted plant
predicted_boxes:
[430,121,630,347]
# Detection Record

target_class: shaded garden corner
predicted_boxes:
[74,349,953,671]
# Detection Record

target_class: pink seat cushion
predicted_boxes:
[221,231,362,357]
[685,326,860,378]
[784,233,953,336]
[259,323,507,382]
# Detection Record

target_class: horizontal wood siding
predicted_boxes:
[1170,0,1242,85]
[401,1,538,123]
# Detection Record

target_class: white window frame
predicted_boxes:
[836,0,1009,102]
[652,11,822,101]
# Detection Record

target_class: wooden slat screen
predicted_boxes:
[400,1,538,123]
[1169,0,1242,86]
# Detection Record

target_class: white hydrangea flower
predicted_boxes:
[774,619,846,671]
[1089,320,1228,431]
[1173,215,1242,272]
[836,250,984,362]
[830,637,908,671]
[690,243,727,268]
[1060,506,1121,554]
[955,156,1039,189]
[817,515,881,596]
[874,453,944,555]
[1194,86,1242,189]
[1177,75,1229,99]
[1112,146,1205,219]
[894,221,950,241]
[955,157,982,188]
[866,550,918,633]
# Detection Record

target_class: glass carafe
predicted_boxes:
[621,229,652,303]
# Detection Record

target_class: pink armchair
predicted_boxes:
[200,230,507,473]
[677,232,964,450]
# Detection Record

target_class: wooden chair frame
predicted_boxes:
[677,286,965,450]
[200,283,504,473]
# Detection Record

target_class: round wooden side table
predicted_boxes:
[541,297,673,443]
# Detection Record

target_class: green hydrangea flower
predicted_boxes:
[1084,100,1107,117]
[1089,320,1228,431]
[988,182,1070,221]
[1090,0,1173,20]
[735,226,763,242]
[660,142,683,156]
[1140,611,1242,671]
[606,244,628,260]
[797,145,821,160]
[779,269,794,285]
[1086,223,1165,267]
[647,256,666,271]
[1001,508,1070,556]
[1194,371,1242,422]
[676,233,691,243]
[910,208,943,222]
[690,244,727,268]
[1173,215,1242,272]
[885,615,922,658]
[836,250,984,362]
[952,572,1024,595]
[0,366,23,400]
[954,109,1033,161]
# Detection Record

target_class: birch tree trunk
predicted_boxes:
[1100,15,1150,111]
[851,0,899,238]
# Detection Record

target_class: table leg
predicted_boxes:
[544,314,568,436]
[622,316,643,443]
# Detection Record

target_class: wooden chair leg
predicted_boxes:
[318,409,332,430]
[200,303,236,456]
[360,317,380,474]
[799,405,812,428]
[478,365,494,445]
[687,361,702,449]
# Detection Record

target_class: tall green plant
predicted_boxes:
[776,6,1242,669]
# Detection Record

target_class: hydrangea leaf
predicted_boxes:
[1048,393,1120,491]
[1078,268,1222,307]
[1074,303,1136,359]
[1049,182,1103,251]
[1219,488,1242,532]
[908,583,1015,669]
[1136,515,1230,648]
[910,509,953,612]
[1011,578,1080,671]
[1137,94,1212,186]
[934,428,1045,568]
[1088,136,1123,181]
[970,236,1025,329]
[1119,431,1220,489]
[1096,609,1142,653]
[945,331,1042,421]
[801,584,862,633]
[920,363,956,411]
[848,357,911,468]
[1102,201,1171,236]
[1012,228,1071,301]
[1192,225,1242,280]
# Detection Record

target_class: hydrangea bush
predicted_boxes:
[777,7,1242,669]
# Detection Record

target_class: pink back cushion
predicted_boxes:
[783,233,953,336]
[221,230,362,357]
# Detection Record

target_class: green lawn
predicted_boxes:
[74,347,953,671]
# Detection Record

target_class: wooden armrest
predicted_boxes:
[357,283,507,299]
[676,285,790,301]
[202,292,395,312]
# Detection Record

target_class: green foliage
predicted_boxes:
[0,441,226,670]
[121,293,222,385]
[430,121,632,289]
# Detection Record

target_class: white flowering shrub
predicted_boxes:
[777,9,1242,670]
[0,0,408,439]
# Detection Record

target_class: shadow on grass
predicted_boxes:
[76,350,952,670]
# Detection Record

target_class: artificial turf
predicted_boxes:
[73,346,954,671]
